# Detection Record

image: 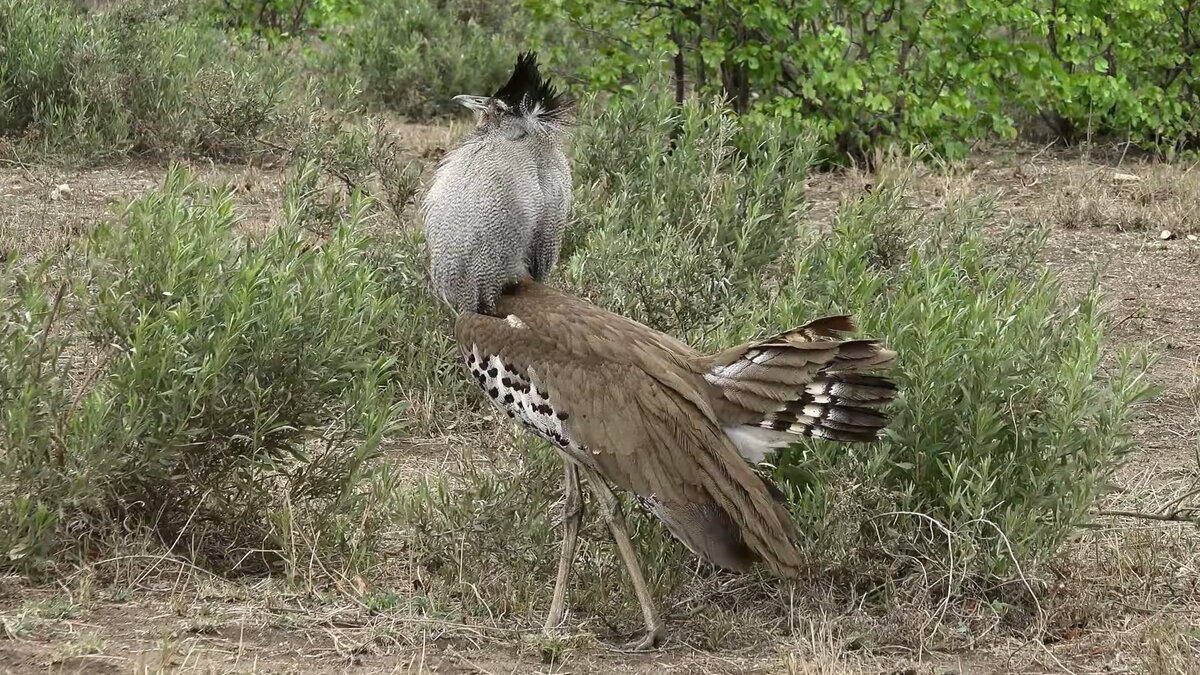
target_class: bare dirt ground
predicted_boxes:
[0,136,1197,673]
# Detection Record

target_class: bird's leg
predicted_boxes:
[544,460,583,633]
[579,466,664,651]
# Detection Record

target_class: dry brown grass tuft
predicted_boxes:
[1141,618,1200,675]
[1048,162,1200,234]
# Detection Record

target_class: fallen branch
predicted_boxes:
[1094,508,1200,525]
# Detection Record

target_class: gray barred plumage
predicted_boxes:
[420,52,574,314]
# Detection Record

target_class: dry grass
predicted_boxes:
[0,162,288,262]
[1046,161,1200,235]
[1051,464,1200,672]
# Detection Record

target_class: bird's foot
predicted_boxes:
[622,625,665,652]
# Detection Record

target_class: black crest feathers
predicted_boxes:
[492,51,572,120]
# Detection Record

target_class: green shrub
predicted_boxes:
[563,85,1154,580]
[294,113,424,222]
[0,0,304,162]
[0,165,403,575]
[530,0,1200,159]
[563,80,812,338]
[770,183,1154,578]
[207,0,363,43]
[0,0,80,137]
[0,262,71,566]
[322,0,538,119]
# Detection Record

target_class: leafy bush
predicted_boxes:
[207,0,362,43]
[0,165,403,574]
[0,0,305,162]
[1032,0,1200,152]
[563,77,812,337]
[531,0,1200,159]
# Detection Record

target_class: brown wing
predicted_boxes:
[453,282,806,577]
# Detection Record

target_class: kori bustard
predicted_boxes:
[421,52,899,650]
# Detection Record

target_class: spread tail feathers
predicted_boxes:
[697,316,898,463]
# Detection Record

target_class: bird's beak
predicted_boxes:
[452,95,490,112]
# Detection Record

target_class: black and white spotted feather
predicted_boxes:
[463,343,598,471]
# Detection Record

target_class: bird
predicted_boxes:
[420,51,573,315]
[420,53,899,651]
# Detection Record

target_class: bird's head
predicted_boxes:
[453,51,573,137]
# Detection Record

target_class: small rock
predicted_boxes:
[1113,172,1142,182]
[1159,229,1175,240]
[1188,234,1198,241]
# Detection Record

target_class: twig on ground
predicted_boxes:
[1095,508,1199,525]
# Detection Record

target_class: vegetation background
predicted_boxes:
[0,0,1197,672]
